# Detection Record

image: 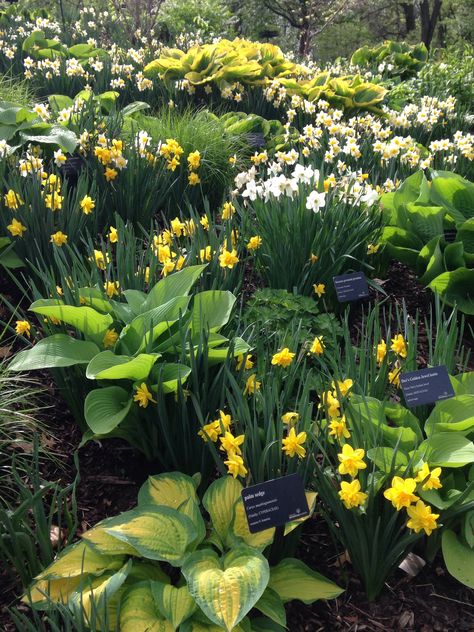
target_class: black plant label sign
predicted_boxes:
[400,365,455,408]
[241,473,309,533]
[333,272,369,302]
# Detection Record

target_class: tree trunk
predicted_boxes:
[401,2,416,35]
[298,19,312,57]
[420,0,443,48]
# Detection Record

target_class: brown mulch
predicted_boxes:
[1,262,474,630]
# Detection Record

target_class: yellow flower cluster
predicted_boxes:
[376,333,407,388]
[93,136,126,180]
[198,410,247,479]
[383,463,442,535]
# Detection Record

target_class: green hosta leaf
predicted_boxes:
[86,351,160,381]
[182,547,269,632]
[367,447,409,473]
[48,94,74,110]
[416,433,474,468]
[20,125,77,153]
[145,265,206,312]
[419,237,445,286]
[429,268,474,314]
[8,334,99,371]
[352,82,387,106]
[138,472,198,509]
[444,241,465,271]
[406,203,445,243]
[425,395,474,436]
[30,300,113,343]
[36,541,123,580]
[153,363,192,394]
[251,618,286,632]
[203,476,243,545]
[254,588,286,627]
[105,506,197,566]
[458,218,474,253]
[452,372,474,396]
[442,530,474,588]
[177,498,206,548]
[430,171,474,223]
[84,386,132,435]
[205,337,251,365]
[79,287,113,313]
[394,170,425,211]
[191,290,236,335]
[121,582,174,632]
[151,582,197,629]
[268,558,343,603]
[70,561,130,621]
[119,296,190,355]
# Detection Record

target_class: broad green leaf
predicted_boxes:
[20,125,77,153]
[367,447,409,473]
[430,171,474,223]
[78,287,113,313]
[444,241,465,271]
[48,94,74,110]
[429,268,474,314]
[191,291,236,335]
[145,265,206,312]
[284,491,317,536]
[176,498,206,548]
[458,218,474,253]
[182,547,269,632]
[406,203,445,243]
[24,576,83,606]
[203,476,242,545]
[138,472,198,509]
[36,541,123,580]
[452,372,474,395]
[424,395,474,436]
[268,558,343,603]
[121,582,174,632]
[82,520,142,557]
[393,170,425,212]
[105,506,197,566]
[442,530,474,588]
[254,588,286,627]
[152,363,192,394]
[86,351,160,381]
[119,296,190,355]
[416,433,474,468]
[8,334,99,371]
[123,289,147,315]
[84,386,132,434]
[30,300,113,343]
[419,237,445,286]
[205,337,251,365]
[70,562,130,622]
[251,618,286,632]
[151,582,197,629]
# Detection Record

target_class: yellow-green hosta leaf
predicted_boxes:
[203,476,242,545]
[104,506,197,566]
[30,299,113,344]
[8,334,100,371]
[70,561,131,623]
[231,498,275,549]
[284,491,317,536]
[23,575,83,606]
[127,560,171,584]
[151,581,197,629]
[36,541,123,580]
[182,546,269,632]
[120,582,174,632]
[269,558,343,604]
[352,82,388,106]
[178,498,206,547]
[138,472,198,509]
[81,520,142,557]
[86,351,160,381]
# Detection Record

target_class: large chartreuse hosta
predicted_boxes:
[9,265,249,442]
[144,38,387,114]
[24,473,343,631]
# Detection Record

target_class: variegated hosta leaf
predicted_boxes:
[254,587,286,627]
[269,558,343,604]
[81,520,142,557]
[180,616,251,632]
[231,498,275,549]
[120,581,174,632]
[104,506,197,566]
[178,498,206,547]
[127,560,171,584]
[202,476,242,545]
[23,576,83,607]
[36,541,123,580]
[138,471,198,510]
[69,561,131,626]
[182,546,270,632]
[151,581,197,629]
[284,491,317,536]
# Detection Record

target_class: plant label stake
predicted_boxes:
[241,473,309,533]
[400,365,455,408]
[333,272,369,302]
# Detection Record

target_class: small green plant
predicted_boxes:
[351,40,428,78]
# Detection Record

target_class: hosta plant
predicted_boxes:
[351,40,428,78]
[24,472,343,631]
[9,266,249,458]
[381,169,474,313]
